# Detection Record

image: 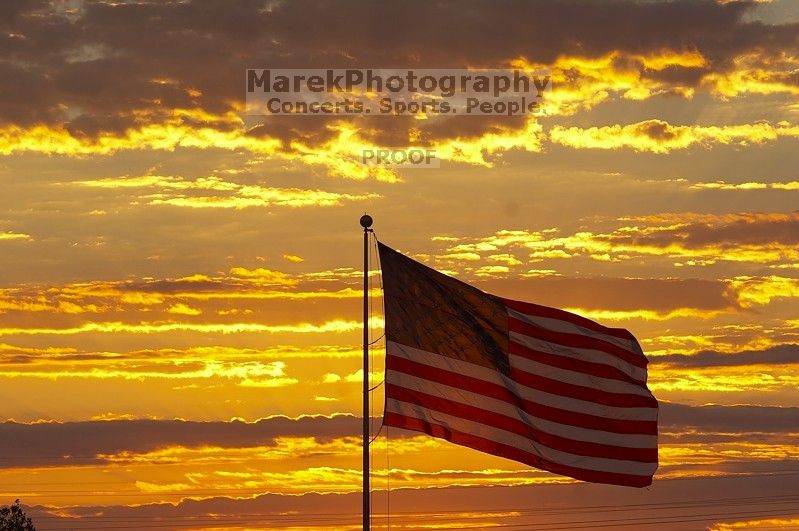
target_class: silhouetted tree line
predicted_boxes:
[0,500,35,531]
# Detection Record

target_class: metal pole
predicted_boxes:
[359,214,373,531]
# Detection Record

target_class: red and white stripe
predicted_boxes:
[384,298,658,487]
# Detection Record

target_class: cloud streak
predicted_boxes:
[549,120,799,153]
[2,403,796,469]
[73,174,380,209]
[0,318,367,337]
[652,344,799,368]
[436,212,799,271]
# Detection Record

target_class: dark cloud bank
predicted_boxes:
[2,397,797,469]
[1,0,797,145]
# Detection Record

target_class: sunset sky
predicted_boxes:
[1,0,798,529]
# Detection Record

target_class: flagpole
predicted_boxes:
[360,213,373,531]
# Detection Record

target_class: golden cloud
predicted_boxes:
[228,267,298,286]
[710,518,799,530]
[0,290,103,314]
[0,358,299,387]
[690,180,799,191]
[0,108,547,182]
[74,174,380,209]
[24,271,373,311]
[730,276,799,307]
[439,212,799,270]
[512,51,704,116]
[703,52,799,98]
[166,303,203,316]
[562,307,727,322]
[0,231,31,241]
[0,318,372,337]
[642,324,799,357]
[550,120,799,153]
[650,363,799,393]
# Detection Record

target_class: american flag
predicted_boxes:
[378,242,658,487]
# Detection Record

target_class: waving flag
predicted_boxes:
[378,242,658,487]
